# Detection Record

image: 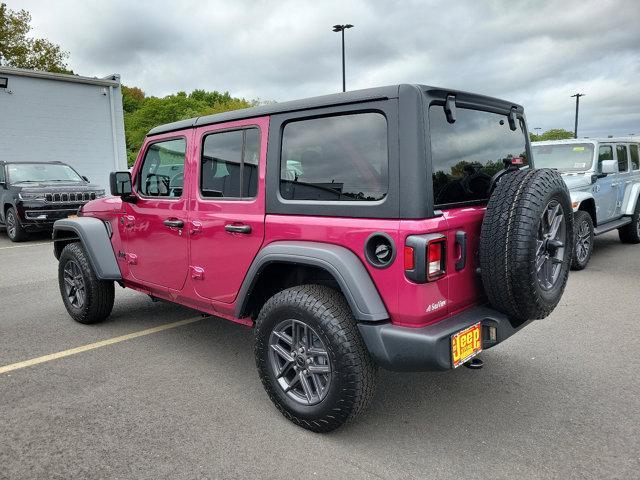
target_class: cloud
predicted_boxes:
[15,0,640,136]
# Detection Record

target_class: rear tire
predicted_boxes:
[255,285,377,433]
[5,207,28,242]
[571,211,594,270]
[479,168,573,321]
[58,242,114,324]
[618,199,640,244]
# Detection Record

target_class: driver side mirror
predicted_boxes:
[599,159,617,177]
[109,171,137,203]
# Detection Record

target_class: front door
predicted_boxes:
[124,135,190,291]
[188,117,268,304]
[594,144,619,223]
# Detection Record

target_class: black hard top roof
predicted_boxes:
[147,84,522,137]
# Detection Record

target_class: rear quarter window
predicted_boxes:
[279,112,388,202]
[429,106,528,208]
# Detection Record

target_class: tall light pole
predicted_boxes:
[571,93,585,139]
[332,24,354,92]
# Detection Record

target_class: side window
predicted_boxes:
[200,127,260,199]
[0,166,5,183]
[280,112,388,202]
[616,145,629,172]
[598,145,613,172]
[630,144,640,171]
[138,138,186,197]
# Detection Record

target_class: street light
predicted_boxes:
[332,24,354,92]
[571,93,585,139]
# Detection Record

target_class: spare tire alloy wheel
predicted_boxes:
[269,319,332,405]
[536,201,566,290]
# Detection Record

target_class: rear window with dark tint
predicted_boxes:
[429,106,528,208]
[280,112,388,202]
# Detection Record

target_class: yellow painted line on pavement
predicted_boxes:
[0,316,205,375]
[0,242,51,250]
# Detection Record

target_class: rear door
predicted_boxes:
[188,117,268,303]
[615,144,631,217]
[595,144,619,223]
[427,103,530,314]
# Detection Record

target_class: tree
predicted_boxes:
[0,3,72,73]
[122,87,256,165]
[530,128,574,142]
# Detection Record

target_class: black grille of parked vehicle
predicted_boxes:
[45,192,96,203]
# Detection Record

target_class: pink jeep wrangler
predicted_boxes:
[53,85,572,432]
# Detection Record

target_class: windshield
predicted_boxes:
[532,143,594,172]
[429,105,528,207]
[7,163,84,183]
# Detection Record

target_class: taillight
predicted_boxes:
[405,233,446,283]
[427,238,446,281]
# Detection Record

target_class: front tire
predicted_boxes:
[255,285,377,433]
[618,199,640,244]
[58,242,115,324]
[571,211,594,270]
[5,207,28,242]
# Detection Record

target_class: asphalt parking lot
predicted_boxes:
[0,230,638,480]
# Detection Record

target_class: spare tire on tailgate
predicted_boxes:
[479,168,573,321]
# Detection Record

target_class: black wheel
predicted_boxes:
[618,199,640,244]
[58,242,115,324]
[5,207,28,242]
[571,211,594,270]
[480,168,573,321]
[255,285,377,433]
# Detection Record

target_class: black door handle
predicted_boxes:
[225,224,251,234]
[163,218,184,228]
[455,231,467,271]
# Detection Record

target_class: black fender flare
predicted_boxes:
[235,241,389,322]
[53,217,122,280]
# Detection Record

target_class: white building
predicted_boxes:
[0,67,127,189]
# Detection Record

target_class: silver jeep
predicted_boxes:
[532,137,640,269]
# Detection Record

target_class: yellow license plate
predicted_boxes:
[451,322,482,368]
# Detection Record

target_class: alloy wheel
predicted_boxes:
[268,319,332,406]
[535,200,566,290]
[6,211,16,239]
[63,260,86,308]
[575,219,591,263]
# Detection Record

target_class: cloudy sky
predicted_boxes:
[15,0,640,137]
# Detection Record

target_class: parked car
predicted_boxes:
[0,161,105,242]
[52,85,572,432]
[532,138,640,269]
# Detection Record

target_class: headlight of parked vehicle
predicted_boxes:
[18,192,46,201]
[95,189,106,198]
